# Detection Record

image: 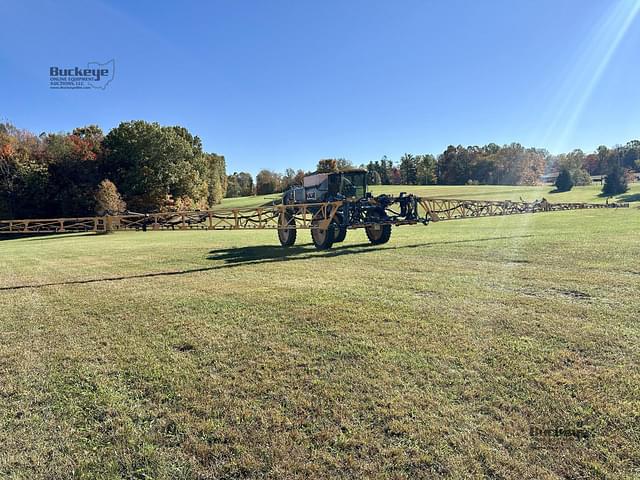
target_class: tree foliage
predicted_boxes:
[0,121,226,219]
[602,164,629,196]
[226,172,254,198]
[202,153,227,206]
[555,168,574,192]
[399,154,418,184]
[95,179,126,214]
[256,170,281,195]
[281,168,305,191]
[552,150,591,186]
[102,121,208,211]
[367,170,381,185]
[316,159,339,173]
[416,154,437,185]
[2,118,640,220]
[365,144,547,186]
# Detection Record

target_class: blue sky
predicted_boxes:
[2,0,640,175]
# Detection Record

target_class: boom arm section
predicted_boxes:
[0,196,628,234]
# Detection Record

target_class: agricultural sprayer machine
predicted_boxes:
[277,169,423,249]
[0,169,629,247]
[274,169,628,249]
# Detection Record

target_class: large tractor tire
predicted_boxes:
[278,212,297,247]
[333,214,347,243]
[365,209,392,245]
[311,215,335,250]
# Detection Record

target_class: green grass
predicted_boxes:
[369,183,640,204]
[220,183,640,209]
[219,193,282,209]
[1,191,639,478]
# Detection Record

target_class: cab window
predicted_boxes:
[341,172,366,198]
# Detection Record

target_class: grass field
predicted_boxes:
[219,183,640,209]
[1,185,639,478]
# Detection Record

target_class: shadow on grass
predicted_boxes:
[596,191,640,203]
[617,193,640,203]
[206,235,528,265]
[0,234,533,291]
[0,233,44,241]
[0,232,102,241]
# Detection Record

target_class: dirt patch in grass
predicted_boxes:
[553,288,592,300]
[173,342,196,352]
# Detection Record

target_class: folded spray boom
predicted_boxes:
[0,195,628,250]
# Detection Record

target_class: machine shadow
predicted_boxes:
[0,232,103,242]
[0,235,533,292]
[0,233,43,241]
[207,242,383,264]
[206,234,534,266]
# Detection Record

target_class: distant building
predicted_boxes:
[540,172,558,184]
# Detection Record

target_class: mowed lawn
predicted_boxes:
[1,189,639,478]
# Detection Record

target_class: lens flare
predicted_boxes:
[542,0,640,153]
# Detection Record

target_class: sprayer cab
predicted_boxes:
[283,169,367,204]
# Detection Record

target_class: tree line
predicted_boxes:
[225,141,639,197]
[2,120,637,219]
[0,121,227,220]
[231,160,353,196]
[226,168,307,197]
[551,144,637,195]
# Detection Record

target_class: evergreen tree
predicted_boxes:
[555,168,574,192]
[367,170,381,185]
[602,164,629,196]
[399,153,418,184]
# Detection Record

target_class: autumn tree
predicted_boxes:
[41,132,101,216]
[293,169,305,186]
[317,159,338,173]
[335,158,353,170]
[281,168,296,190]
[0,125,19,218]
[554,149,591,186]
[256,170,281,195]
[95,179,126,214]
[281,168,305,190]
